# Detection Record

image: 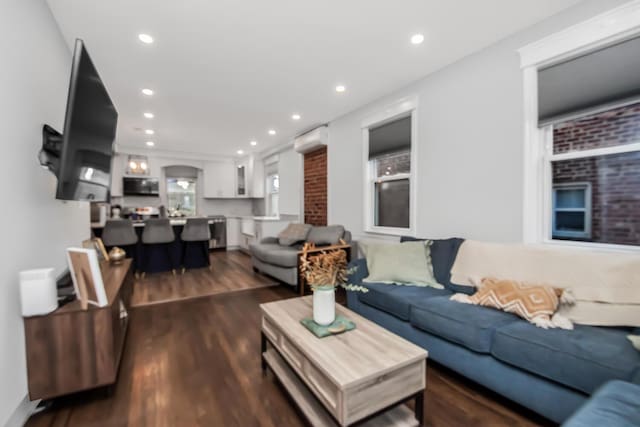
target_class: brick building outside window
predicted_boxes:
[550,102,640,246]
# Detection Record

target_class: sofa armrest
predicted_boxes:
[260,236,279,244]
[347,258,368,286]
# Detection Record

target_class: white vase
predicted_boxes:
[313,287,336,326]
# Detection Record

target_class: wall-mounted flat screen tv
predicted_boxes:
[54,39,118,201]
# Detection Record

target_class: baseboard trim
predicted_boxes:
[3,395,39,427]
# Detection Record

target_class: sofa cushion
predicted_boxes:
[562,380,640,427]
[400,236,469,294]
[249,243,299,268]
[307,225,345,245]
[410,296,517,353]
[492,322,640,395]
[357,282,451,321]
[278,223,312,246]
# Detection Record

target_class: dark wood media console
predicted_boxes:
[23,259,133,400]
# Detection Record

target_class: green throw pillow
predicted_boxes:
[363,241,443,288]
[629,335,640,352]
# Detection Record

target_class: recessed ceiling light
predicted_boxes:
[237,149,244,155]
[146,141,155,147]
[335,85,346,93]
[291,113,301,120]
[410,33,425,45]
[143,112,154,119]
[268,129,276,135]
[250,140,257,146]
[138,33,154,44]
[144,129,154,135]
[141,88,154,96]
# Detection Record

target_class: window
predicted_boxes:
[166,178,196,216]
[552,183,591,240]
[519,11,640,250]
[373,151,410,228]
[544,103,640,247]
[266,174,279,217]
[362,99,417,235]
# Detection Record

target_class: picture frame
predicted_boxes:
[82,237,109,262]
[66,248,108,309]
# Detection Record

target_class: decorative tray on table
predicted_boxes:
[300,315,356,338]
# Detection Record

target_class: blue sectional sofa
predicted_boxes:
[562,380,640,427]
[346,238,640,424]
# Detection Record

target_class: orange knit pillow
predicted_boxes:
[451,278,573,329]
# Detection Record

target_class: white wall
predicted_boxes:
[0,1,90,425]
[328,0,629,243]
[277,147,302,216]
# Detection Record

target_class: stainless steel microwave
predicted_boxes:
[122,177,159,196]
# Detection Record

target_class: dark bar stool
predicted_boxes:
[141,218,176,277]
[180,218,211,273]
[101,219,138,272]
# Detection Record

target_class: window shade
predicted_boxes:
[368,116,411,159]
[538,36,640,127]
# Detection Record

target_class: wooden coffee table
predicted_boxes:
[260,296,427,426]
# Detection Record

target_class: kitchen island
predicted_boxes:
[92,218,225,274]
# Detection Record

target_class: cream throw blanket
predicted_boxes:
[450,240,640,327]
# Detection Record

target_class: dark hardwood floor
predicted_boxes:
[26,253,553,427]
[130,250,278,307]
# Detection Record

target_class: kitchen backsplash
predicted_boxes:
[200,198,255,216]
[251,198,266,216]
[111,195,256,217]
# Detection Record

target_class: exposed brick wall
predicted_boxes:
[304,146,327,226]
[554,103,640,154]
[552,102,640,246]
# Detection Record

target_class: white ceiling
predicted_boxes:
[46,0,580,157]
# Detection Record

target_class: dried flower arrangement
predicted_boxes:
[299,241,368,293]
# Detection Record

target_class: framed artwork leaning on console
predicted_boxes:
[82,237,109,261]
[66,247,107,309]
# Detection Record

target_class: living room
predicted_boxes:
[2,0,640,426]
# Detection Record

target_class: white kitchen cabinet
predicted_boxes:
[235,159,248,197]
[249,154,265,198]
[226,217,242,249]
[235,155,264,198]
[203,161,235,198]
[240,217,256,253]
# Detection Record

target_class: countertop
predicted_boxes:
[91,218,222,228]
[225,215,285,222]
[92,216,291,228]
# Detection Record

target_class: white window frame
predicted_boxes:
[362,96,418,236]
[519,0,640,252]
[551,182,592,240]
